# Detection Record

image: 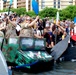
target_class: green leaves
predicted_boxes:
[26,11,36,17]
[39,7,57,18]
[11,7,26,16]
[59,5,76,20]
[0,5,76,20]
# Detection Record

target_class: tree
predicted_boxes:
[59,5,76,20]
[26,11,36,17]
[11,7,26,16]
[39,7,57,18]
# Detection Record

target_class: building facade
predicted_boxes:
[0,0,76,11]
[0,0,3,10]
[39,0,76,10]
[0,0,30,11]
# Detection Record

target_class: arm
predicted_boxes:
[56,24,65,32]
[28,16,39,27]
[8,19,16,27]
[34,34,42,38]
[0,26,6,31]
[0,22,7,31]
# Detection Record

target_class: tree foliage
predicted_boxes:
[11,7,26,16]
[0,5,76,20]
[26,11,36,17]
[59,5,76,20]
[39,7,57,18]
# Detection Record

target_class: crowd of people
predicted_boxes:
[0,12,76,48]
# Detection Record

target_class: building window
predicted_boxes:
[58,5,60,8]
[58,0,60,2]
[41,4,45,9]
[69,0,73,3]
[42,0,45,3]
[58,0,60,8]
[17,0,21,1]
[54,5,56,8]
[41,0,45,9]
[58,0,60,3]
[58,2,60,4]
[54,0,56,8]
[54,2,56,4]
